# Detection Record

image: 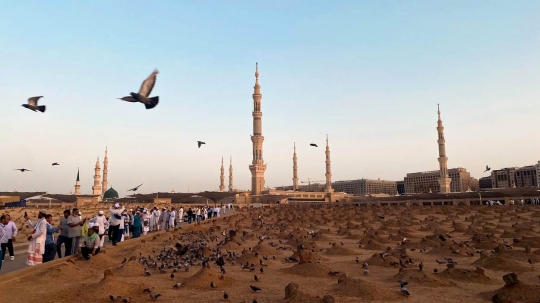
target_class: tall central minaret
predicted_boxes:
[437,104,451,193]
[74,168,81,195]
[219,157,225,192]
[249,62,267,195]
[292,142,298,190]
[92,157,102,196]
[102,147,109,194]
[229,156,234,192]
[325,134,333,193]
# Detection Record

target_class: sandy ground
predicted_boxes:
[1,204,540,303]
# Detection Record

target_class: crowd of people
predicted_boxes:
[0,203,233,271]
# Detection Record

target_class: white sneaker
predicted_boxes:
[10,256,15,261]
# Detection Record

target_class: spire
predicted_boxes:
[92,155,102,198]
[249,62,267,196]
[292,142,298,191]
[219,156,225,192]
[437,104,451,193]
[229,156,234,192]
[102,147,109,199]
[74,167,81,195]
[325,134,333,193]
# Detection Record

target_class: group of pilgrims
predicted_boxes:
[0,202,232,271]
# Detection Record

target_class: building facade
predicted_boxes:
[404,167,478,194]
[479,176,492,189]
[491,165,539,189]
[332,179,397,195]
[490,167,518,189]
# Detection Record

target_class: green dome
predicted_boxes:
[103,187,119,199]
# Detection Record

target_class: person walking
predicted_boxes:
[0,214,18,261]
[67,208,85,255]
[0,216,7,271]
[132,211,142,238]
[108,203,125,246]
[24,210,47,266]
[43,214,59,263]
[56,210,71,258]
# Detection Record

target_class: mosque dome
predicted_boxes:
[103,187,119,200]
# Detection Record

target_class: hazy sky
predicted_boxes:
[1,1,539,195]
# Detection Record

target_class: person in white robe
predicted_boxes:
[178,207,184,225]
[154,208,161,230]
[25,210,48,266]
[90,210,109,247]
[169,208,176,228]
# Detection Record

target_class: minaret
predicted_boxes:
[229,156,234,192]
[437,104,451,193]
[325,134,333,193]
[249,62,267,195]
[102,147,109,194]
[219,157,225,192]
[92,157,102,196]
[292,142,298,190]
[74,168,81,195]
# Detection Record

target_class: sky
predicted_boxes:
[0,1,539,195]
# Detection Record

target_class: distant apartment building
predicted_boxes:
[332,179,397,195]
[479,176,492,189]
[491,167,518,188]
[536,161,540,187]
[404,167,478,194]
[491,164,538,189]
[396,181,405,195]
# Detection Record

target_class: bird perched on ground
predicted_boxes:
[149,294,162,301]
[210,281,216,289]
[119,69,160,109]
[484,165,491,173]
[250,285,261,292]
[52,162,60,166]
[109,295,121,301]
[400,280,410,296]
[197,141,206,148]
[173,283,183,288]
[364,269,369,275]
[22,96,46,112]
[355,256,359,263]
[14,168,31,172]
[254,275,259,282]
[122,298,131,303]
[223,292,228,300]
[142,288,153,293]
[128,184,143,192]
[419,262,423,271]
[309,143,318,147]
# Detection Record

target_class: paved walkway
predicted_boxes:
[0,209,235,275]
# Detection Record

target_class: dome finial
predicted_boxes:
[255,62,259,79]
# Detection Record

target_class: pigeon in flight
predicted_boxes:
[484,165,491,173]
[128,184,143,191]
[119,70,160,109]
[197,141,206,148]
[52,162,60,166]
[22,96,46,112]
[14,168,31,172]
[310,143,318,147]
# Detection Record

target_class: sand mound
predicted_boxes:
[489,279,540,302]
[332,276,402,301]
[114,259,144,276]
[182,266,235,289]
[282,262,333,278]
[438,267,496,284]
[47,260,81,279]
[280,282,332,303]
[324,246,357,256]
[89,269,147,300]
[253,241,283,255]
[391,268,454,287]
[237,251,262,265]
[473,256,531,272]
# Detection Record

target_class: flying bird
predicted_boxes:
[197,141,206,148]
[52,163,60,166]
[119,69,160,109]
[484,165,491,173]
[22,96,46,113]
[14,168,31,172]
[309,143,318,147]
[128,184,143,191]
